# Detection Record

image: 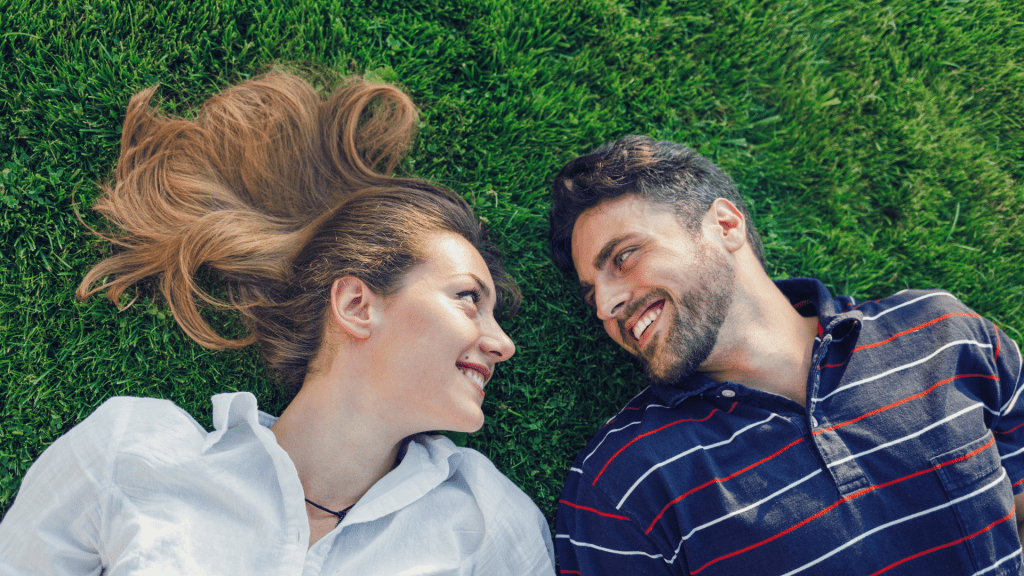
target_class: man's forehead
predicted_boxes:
[570,195,670,269]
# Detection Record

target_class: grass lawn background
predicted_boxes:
[2,0,1022,529]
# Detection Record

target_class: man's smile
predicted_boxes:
[629,300,665,343]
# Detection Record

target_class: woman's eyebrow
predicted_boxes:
[451,273,492,298]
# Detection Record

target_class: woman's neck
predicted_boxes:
[270,374,405,514]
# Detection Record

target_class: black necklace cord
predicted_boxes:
[304,439,407,527]
[305,498,355,526]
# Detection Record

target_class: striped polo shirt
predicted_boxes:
[556,278,1024,576]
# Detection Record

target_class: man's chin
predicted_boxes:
[640,338,717,392]
[641,355,699,391]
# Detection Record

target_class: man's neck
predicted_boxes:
[699,278,819,407]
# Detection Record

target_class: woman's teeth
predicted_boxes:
[459,367,485,388]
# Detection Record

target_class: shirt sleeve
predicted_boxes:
[984,321,1024,493]
[556,466,682,576]
[0,399,137,575]
[474,491,555,576]
[456,450,556,576]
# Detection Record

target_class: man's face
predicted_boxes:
[570,195,734,387]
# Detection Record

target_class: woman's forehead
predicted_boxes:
[407,232,494,288]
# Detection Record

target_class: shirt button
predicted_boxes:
[810,416,818,428]
[721,389,736,398]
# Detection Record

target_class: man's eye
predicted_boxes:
[614,249,634,267]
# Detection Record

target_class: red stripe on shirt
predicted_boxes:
[867,507,1015,576]
[559,499,631,521]
[592,403,736,485]
[689,437,996,574]
[645,437,806,534]
[994,326,1001,360]
[852,313,980,353]
[853,298,883,309]
[560,571,582,575]
[791,300,813,311]
[815,374,998,435]
[996,421,1024,435]
[604,406,645,427]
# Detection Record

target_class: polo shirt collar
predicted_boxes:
[652,277,863,406]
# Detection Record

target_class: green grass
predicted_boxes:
[1,0,1022,531]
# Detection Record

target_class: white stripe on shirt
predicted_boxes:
[859,292,958,322]
[817,340,993,402]
[826,403,983,468]
[998,338,1024,416]
[616,413,782,508]
[779,469,1007,576]
[971,549,1023,576]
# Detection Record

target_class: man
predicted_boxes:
[550,135,1024,575]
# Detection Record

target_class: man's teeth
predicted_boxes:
[632,306,662,340]
[459,367,485,388]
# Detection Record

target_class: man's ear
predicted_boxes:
[705,198,747,253]
[328,277,378,340]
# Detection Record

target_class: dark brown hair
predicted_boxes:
[548,135,765,274]
[78,70,519,395]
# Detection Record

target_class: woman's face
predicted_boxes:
[371,232,516,434]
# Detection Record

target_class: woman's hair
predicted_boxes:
[77,69,520,395]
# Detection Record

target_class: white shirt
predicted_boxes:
[0,392,555,575]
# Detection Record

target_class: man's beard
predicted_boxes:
[639,242,734,389]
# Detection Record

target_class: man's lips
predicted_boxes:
[625,299,666,346]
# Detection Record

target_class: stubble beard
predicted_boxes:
[641,244,735,390]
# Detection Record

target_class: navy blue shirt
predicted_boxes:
[556,278,1024,575]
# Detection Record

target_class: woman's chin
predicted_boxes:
[446,410,485,435]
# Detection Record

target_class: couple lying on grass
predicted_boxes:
[1,70,1021,576]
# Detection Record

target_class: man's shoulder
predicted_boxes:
[850,288,984,335]
[855,288,966,315]
[569,387,714,483]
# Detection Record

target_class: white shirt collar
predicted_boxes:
[200,391,465,526]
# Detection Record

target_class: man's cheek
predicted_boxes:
[604,322,631,352]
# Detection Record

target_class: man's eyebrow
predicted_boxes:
[592,234,633,270]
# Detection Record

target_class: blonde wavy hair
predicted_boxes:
[78,70,519,394]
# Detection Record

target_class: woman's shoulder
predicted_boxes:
[7,397,211,517]
[59,396,209,462]
[425,437,544,517]
[421,437,556,572]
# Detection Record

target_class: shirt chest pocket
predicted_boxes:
[932,431,1022,576]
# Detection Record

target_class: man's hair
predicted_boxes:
[548,135,766,274]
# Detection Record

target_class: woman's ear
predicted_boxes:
[328,277,378,340]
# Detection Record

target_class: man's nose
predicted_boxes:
[595,279,629,321]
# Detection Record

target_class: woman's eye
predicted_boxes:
[457,290,481,304]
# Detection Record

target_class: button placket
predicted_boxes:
[807,334,831,429]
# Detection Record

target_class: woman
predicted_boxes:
[0,70,555,574]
